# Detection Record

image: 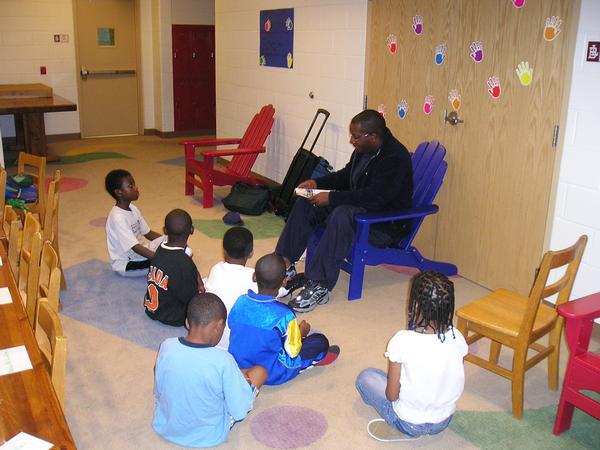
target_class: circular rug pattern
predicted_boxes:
[250,405,327,449]
[45,176,88,193]
[89,217,107,227]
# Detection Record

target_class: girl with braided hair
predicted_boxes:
[355,271,468,441]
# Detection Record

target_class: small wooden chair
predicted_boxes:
[17,213,42,321]
[35,298,67,410]
[5,206,22,277]
[38,241,62,312]
[17,152,46,217]
[456,235,587,418]
[42,170,65,289]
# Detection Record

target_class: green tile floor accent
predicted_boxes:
[49,152,132,164]
[193,213,285,240]
[450,402,600,450]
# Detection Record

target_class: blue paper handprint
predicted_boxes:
[435,44,447,65]
[397,100,409,119]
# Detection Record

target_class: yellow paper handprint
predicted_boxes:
[287,52,293,68]
[515,61,533,86]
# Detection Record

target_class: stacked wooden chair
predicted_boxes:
[2,174,67,409]
[35,298,67,409]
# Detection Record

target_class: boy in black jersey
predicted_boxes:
[144,209,204,326]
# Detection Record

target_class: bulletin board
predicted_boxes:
[259,8,294,68]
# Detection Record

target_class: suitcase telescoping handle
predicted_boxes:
[299,108,330,154]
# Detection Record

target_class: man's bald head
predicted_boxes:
[255,253,286,290]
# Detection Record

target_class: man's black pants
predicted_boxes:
[275,198,365,291]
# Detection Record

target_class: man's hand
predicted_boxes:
[297,179,317,189]
[309,192,330,207]
[299,320,311,337]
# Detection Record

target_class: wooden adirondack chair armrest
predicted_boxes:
[181,138,242,147]
[355,205,439,225]
[201,147,266,157]
[557,292,600,320]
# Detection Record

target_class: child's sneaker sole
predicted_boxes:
[315,345,340,366]
[367,419,421,442]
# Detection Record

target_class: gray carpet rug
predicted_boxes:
[60,259,184,351]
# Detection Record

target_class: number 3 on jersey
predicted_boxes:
[145,284,159,311]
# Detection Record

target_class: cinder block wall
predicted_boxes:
[550,0,600,298]
[215,0,368,183]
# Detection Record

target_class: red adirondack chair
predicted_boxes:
[553,292,600,435]
[182,104,275,208]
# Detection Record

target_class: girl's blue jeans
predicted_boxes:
[355,368,452,437]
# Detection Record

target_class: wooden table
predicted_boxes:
[0,244,76,448]
[0,94,77,157]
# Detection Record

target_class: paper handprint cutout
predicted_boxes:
[435,44,447,65]
[544,16,562,41]
[412,15,423,35]
[387,34,398,54]
[487,76,501,99]
[423,96,435,115]
[469,41,484,63]
[397,100,409,119]
[377,104,386,117]
[515,61,533,86]
[448,90,461,111]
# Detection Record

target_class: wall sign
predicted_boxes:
[259,9,294,68]
[586,41,600,62]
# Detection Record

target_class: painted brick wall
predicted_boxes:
[0,0,79,137]
[549,0,600,299]
[215,0,367,183]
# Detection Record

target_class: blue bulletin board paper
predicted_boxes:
[260,8,294,69]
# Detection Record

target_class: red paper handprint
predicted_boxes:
[487,76,501,99]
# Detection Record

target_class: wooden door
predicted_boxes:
[366,0,577,293]
[172,25,216,132]
[74,0,139,137]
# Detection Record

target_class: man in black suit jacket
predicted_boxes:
[276,109,413,312]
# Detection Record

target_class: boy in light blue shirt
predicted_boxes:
[152,293,267,447]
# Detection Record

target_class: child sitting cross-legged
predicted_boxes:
[144,208,204,327]
[228,253,340,386]
[153,293,267,448]
[105,169,164,277]
[205,226,286,349]
[355,271,468,441]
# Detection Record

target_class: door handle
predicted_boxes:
[80,66,136,80]
[444,110,464,126]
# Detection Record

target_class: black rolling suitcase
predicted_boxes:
[273,108,331,218]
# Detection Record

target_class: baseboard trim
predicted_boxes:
[48,132,82,143]
[144,128,215,138]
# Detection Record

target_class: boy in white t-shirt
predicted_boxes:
[355,271,468,440]
[105,169,164,277]
[204,227,256,349]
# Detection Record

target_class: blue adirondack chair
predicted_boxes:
[307,140,457,300]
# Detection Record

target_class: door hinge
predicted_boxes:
[173,51,177,59]
[363,95,368,110]
[552,125,559,148]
